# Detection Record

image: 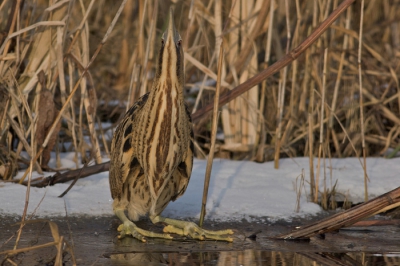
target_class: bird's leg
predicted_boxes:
[115,208,173,242]
[151,215,234,242]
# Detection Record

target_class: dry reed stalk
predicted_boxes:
[1,220,75,265]
[329,6,351,132]
[275,186,400,239]
[67,57,79,168]
[63,0,95,163]
[127,63,141,109]
[240,0,261,148]
[308,78,316,202]
[298,29,311,115]
[274,77,284,169]
[0,1,83,178]
[199,42,223,227]
[255,0,274,162]
[294,169,305,213]
[357,0,368,202]
[191,0,356,123]
[75,0,102,164]
[274,0,291,169]
[221,0,263,154]
[308,1,317,199]
[14,151,34,250]
[190,56,218,112]
[0,0,21,74]
[55,236,64,266]
[115,0,134,92]
[185,53,230,88]
[140,0,158,96]
[18,0,128,183]
[313,90,366,174]
[220,0,238,149]
[96,116,110,157]
[315,48,329,203]
[137,0,147,96]
[4,8,68,172]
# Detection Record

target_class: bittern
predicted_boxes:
[109,8,233,242]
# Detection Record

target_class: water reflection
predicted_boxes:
[109,250,400,265]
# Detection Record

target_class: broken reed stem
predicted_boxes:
[275,186,400,239]
[55,236,64,266]
[315,48,328,202]
[358,0,368,202]
[199,42,223,228]
[2,241,59,256]
[18,0,128,184]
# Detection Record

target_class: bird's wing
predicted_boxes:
[109,93,149,200]
[171,103,194,201]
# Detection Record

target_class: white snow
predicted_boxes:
[1,154,399,222]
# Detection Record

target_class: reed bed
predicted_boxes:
[0,0,399,262]
[0,0,399,209]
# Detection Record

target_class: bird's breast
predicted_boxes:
[137,81,188,197]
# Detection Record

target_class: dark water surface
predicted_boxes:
[0,215,399,265]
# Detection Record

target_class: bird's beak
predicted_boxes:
[164,7,181,46]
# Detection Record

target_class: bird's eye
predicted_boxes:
[177,40,182,47]
[161,39,165,46]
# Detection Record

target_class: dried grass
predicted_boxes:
[0,220,76,266]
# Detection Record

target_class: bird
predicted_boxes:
[109,8,233,242]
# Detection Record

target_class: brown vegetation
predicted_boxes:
[0,0,399,199]
[2,1,400,263]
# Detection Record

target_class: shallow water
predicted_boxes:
[107,251,400,266]
[1,215,399,265]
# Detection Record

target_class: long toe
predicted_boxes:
[118,222,146,242]
[163,222,234,242]
[118,221,173,242]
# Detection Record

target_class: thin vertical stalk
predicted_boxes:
[127,64,141,110]
[315,48,328,202]
[308,0,319,202]
[14,118,36,250]
[308,69,315,201]
[199,42,224,228]
[358,0,368,202]
[329,7,351,152]
[274,0,291,169]
[140,0,157,95]
[256,0,274,162]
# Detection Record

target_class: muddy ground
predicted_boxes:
[0,214,399,265]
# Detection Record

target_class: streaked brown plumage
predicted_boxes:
[109,8,233,242]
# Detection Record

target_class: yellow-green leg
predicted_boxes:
[151,215,234,242]
[115,209,173,242]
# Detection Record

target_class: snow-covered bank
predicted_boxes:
[1,155,399,222]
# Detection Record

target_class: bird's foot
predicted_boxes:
[117,220,173,242]
[160,219,234,242]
